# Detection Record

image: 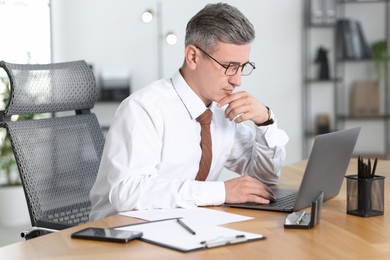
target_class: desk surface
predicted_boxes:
[1,159,390,259]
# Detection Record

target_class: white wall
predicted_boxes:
[50,0,303,164]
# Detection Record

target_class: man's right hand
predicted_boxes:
[224,175,276,204]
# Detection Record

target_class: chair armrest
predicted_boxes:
[21,220,74,239]
[21,226,59,239]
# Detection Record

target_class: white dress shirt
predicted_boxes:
[89,71,289,220]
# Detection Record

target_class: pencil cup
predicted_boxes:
[345,175,385,217]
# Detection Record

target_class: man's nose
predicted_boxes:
[228,71,242,87]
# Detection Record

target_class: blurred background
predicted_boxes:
[0,0,388,247]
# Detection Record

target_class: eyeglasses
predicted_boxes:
[196,46,255,76]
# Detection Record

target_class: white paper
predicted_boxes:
[116,218,263,252]
[119,207,252,225]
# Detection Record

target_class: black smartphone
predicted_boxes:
[71,227,143,243]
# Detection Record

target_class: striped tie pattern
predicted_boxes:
[195,109,213,181]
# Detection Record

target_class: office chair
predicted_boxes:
[0,60,105,239]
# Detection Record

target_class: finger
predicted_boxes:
[266,192,277,203]
[232,111,252,123]
[232,108,260,123]
[244,181,276,202]
[257,188,276,202]
[225,97,247,117]
[227,107,248,122]
[226,99,253,122]
[247,194,271,205]
[263,185,275,197]
[218,91,248,107]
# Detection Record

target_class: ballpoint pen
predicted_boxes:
[177,218,196,235]
[295,211,306,224]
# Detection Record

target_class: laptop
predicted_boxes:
[224,127,361,212]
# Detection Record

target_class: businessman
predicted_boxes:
[90,3,289,220]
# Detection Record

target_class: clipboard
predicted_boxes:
[115,218,265,252]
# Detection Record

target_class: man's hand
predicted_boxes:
[224,176,276,204]
[217,91,268,125]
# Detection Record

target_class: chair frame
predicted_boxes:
[0,60,105,239]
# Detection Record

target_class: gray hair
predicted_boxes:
[185,2,255,53]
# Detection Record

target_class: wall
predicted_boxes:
[50,0,303,164]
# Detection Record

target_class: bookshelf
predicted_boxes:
[302,0,390,158]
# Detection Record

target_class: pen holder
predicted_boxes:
[345,175,385,217]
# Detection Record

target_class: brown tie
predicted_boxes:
[195,109,213,181]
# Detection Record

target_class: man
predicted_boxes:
[89,3,288,220]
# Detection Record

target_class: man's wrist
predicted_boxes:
[256,106,274,126]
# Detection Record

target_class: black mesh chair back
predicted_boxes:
[0,60,105,237]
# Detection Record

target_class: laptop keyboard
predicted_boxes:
[241,192,298,208]
[271,192,298,208]
[223,190,299,211]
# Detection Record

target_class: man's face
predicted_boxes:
[193,42,252,105]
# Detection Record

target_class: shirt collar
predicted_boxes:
[172,70,215,120]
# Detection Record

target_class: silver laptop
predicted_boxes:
[224,127,361,212]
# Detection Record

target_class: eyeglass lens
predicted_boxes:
[226,63,254,76]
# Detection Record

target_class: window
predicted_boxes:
[0,0,51,63]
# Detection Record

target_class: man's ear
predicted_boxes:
[184,45,198,70]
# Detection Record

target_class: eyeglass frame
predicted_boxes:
[195,46,256,76]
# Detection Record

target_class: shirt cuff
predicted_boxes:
[195,181,225,206]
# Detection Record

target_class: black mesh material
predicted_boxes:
[0,60,105,230]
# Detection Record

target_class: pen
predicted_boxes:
[372,158,378,178]
[368,158,371,178]
[295,211,306,224]
[177,218,196,235]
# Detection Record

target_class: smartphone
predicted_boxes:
[71,227,143,243]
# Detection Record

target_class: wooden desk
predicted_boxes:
[1,159,390,259]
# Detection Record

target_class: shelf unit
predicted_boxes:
[303,0,390,158]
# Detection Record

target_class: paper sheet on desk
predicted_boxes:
[119,207,252,225]
[116,218,264,252]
